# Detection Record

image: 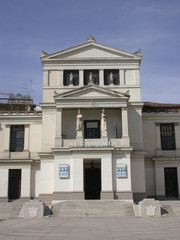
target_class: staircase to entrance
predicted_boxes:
[0,200,25,219]
[52,200,135,217]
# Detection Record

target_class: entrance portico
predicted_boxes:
[49,84,133,201]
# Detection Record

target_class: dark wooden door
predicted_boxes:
[8,169,21,200]
[84,168,101,199]
[164,167,178,198]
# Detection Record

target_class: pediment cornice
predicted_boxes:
[41,40,142,63]
[54,85,129,100]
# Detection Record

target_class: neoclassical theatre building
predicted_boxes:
[0,36,180,202]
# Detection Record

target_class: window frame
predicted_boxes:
[160,123,176,150]
[10,125,25,152]
[84,120,100,139]
[63,70,79,86]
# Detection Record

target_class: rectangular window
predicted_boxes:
[63,70,79,86]
[84,70,99,85]
[104,70,119,85]
[160,123,175,150]
[10,125,24,152]
[84,120,100,139]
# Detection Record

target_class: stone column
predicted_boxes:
[101,108,108,139]
[155,123,162,156]
[4,125,10,158]
[99,70,104,86]
[121,107,130,146]
[120,70,125,85]
[76,109,83,140]
[55,108,63,147]
[79,70,84,86]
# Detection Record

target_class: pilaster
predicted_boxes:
[101,154,113,199]
[99,70,104,86]
[79,70,84,86]
[23,124,30,158]
[43,70,49,87]
[175,123,180,156]
[155,123,162,156]
[120,69,125,85]
[55,108,63,147]
[58,70,64,87]
[4,125,10,158]
[121,107,130,146]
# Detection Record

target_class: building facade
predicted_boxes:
[0,36,179,202]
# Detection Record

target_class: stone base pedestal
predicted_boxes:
[101,130,107,138]
[101,191,114,199]
[55,137,62,147]
[23,200,45,218]
[122,137,130,147]
[76,131,83,139]
[52,191,84,201]
[133,199,161,217]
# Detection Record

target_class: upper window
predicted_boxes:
[104,70,119,85]
[63,70,79,86]
[84,70,99,85]
[10,125,24,152]
[160,123,176,150]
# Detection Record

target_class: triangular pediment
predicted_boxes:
[41,41,141,61]
[54,85,129,99]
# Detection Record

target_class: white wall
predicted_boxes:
[113,152,132,192]
[42,108,56,151]
[39,159,54,194]
[129,106,144,150]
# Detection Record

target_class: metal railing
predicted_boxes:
[0,98,33,105]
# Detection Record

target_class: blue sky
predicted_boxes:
[0,0,180,104]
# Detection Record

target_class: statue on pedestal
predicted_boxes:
[76,114,83,131]
[69,72,73,85]
[109,72,114,84]
[89,72,94,84]
[101,113,107,131]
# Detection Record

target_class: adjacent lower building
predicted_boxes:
[0,36,179,202]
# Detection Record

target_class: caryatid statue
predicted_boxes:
[69,72,73,85]
[101,113,107,131]
[109,72,114,84]
[89,72,94,84]
[76,113,83,131]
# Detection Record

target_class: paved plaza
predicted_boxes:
[0,216,180,240]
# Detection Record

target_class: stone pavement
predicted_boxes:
[0,216,180,240]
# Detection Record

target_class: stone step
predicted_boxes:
[161,201,180,217]
[0,200,25,219]
[52,200,134,217]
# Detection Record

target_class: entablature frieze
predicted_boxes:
[55,101,128,109]
[42,60,141,68]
